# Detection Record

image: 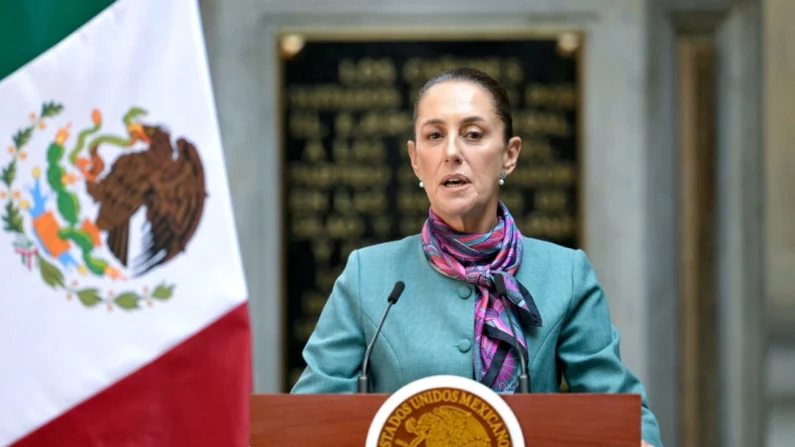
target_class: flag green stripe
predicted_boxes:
[0,0,116,82]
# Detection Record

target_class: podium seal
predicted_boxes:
[365,375,525,447]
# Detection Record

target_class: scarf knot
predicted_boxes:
[472,271,493,289]
[421,202,540,393]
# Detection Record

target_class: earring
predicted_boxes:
[419,179,424,188]
[498,172,506,186]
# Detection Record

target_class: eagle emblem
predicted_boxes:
[0,102,207,311]
[399,406,491,447]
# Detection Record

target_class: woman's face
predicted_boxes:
[408,80,521,233]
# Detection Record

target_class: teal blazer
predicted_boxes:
[291,235,663,447]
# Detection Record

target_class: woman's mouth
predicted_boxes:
[441,175,471,189]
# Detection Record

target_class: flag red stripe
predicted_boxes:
[12,302,251,447]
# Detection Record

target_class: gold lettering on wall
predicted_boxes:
[525,84,576,109]
[339,58,397,85]
[303,139,326,162]
[514,110,571,136]
[312,239,333,263]
[289,86,401,110]
[534,189,568,212]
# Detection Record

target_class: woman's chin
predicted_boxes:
[434,201,474,217]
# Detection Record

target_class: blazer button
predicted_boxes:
[458,285,472,299]
[457,339,472,353]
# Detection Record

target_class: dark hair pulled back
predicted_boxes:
[412,67,514,143]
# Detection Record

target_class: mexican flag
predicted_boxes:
[0,0,251,446]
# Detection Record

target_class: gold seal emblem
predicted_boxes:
[366,376,524,447]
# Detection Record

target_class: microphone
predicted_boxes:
[494,273,530,393]
[358,281,405,393]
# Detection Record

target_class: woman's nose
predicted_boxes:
[444,135,463,163]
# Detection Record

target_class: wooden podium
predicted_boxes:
[250,393,642,446]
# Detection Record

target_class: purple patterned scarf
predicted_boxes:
[420,201,539,393]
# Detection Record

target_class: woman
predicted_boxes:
[291,67,662,447]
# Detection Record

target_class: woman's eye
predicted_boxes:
[427,131,442,140]
[465,130,482,139]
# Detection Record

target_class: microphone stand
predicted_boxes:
[358,281,404,393]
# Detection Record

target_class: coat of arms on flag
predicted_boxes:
[1,103,206,311]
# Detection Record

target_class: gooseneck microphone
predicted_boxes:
[358,281,405,393]
[494,273,530,393]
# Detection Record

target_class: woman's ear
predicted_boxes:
[408,140,421,177]
[502,136,522,175]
